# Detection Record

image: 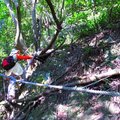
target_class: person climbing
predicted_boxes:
[3,49,33,77]
[2,48,33,101]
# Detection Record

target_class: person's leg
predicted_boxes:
[7,79,15,101]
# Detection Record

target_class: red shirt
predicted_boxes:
[16,54,33,60]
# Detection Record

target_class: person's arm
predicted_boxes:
[16,54,33,60]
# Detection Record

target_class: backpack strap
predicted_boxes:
[12,54,18,62]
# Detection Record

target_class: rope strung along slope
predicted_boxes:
[0,73,120,96]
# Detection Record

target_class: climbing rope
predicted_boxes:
[0,73,120,96]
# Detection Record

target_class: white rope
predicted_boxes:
[0,74,120,96]
[16,80,120,96]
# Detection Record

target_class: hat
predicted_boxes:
[5,62,23,76]
[9,49,19,56]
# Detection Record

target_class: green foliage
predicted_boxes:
[63,0,120,42]
[0,0,120,52]
[0,0,120,119]
[0,2,14,56]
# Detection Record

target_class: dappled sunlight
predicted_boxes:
[0,0,120,119]
[104,100,120,114]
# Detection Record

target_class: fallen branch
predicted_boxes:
[61,67,120,87]
[83,76,109,88]
[76,68,120,85]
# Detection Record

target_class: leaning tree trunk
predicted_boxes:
[5,0,27,52]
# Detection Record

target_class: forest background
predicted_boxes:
[0,0,120,120]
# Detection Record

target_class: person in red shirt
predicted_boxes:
[5,49,33,77]
[5,49,33,101]
[13,49,33,60]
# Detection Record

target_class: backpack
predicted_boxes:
[2,56,16,71]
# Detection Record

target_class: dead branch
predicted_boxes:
[14,90,57,120]
[62,67,120,87]
[86,68,120,81]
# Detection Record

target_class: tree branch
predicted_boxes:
[45,0,62,30]
[41,29,60,54]
[37,0,63,57]
[60,0,65,19]
[59,67,120,87]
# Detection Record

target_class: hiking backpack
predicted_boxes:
[2,56,16,71]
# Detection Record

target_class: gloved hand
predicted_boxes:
[34,54,45,63]
[34,54,40,60]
